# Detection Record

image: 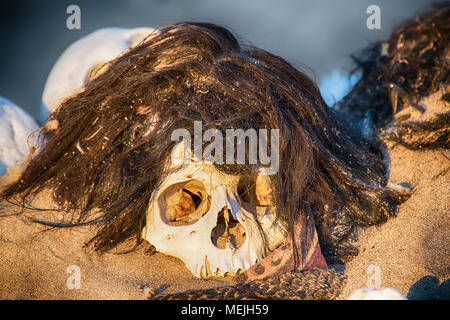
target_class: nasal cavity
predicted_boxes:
[211,207,246,249]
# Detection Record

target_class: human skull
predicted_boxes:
[142,142,287,278]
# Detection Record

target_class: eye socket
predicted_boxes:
[237,174,273,207]
[237,175,257,204]
[159,180,210,226]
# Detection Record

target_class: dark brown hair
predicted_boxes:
[339,7,449,149]
[1,22,408,264]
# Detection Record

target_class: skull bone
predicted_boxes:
[142,142,287,278]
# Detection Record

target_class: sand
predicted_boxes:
[337,144,449,299]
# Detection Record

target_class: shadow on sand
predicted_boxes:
[407,276,449,300]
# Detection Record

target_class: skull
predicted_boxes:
[142,142,287,278]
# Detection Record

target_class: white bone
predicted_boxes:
[41,27,153,123]
[0,97,39,176]
[348,288,407,300]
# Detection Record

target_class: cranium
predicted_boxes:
[142,142,287,278]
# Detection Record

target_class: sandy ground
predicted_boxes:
[0,183,233,299]
[0,116,448,300]
[337,144,449,299]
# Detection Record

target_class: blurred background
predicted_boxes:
[0,0,437,121]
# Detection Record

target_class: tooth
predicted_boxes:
[200,265,205,279]
[205,255,212,277]
[215,268,221,277]
[223,271,234,277]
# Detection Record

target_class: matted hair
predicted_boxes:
[2,22,408,265]
[338,7,449,149]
